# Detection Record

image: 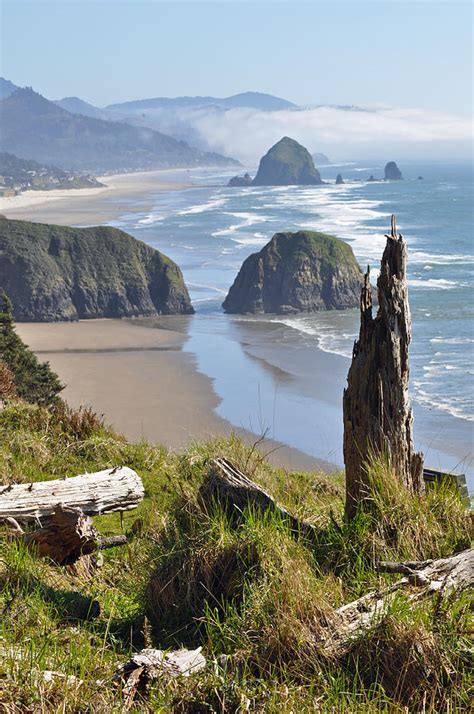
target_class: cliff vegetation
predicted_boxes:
[0,217,194,321]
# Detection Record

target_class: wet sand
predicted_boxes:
[0,169,194,226]
[16,319,330,473]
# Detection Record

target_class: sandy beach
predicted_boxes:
[0,169,194,225]
[16,319,329,472]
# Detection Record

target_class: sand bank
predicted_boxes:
[16,318,328,473]
[0,169,193,226]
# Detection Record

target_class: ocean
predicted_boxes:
[108,160,473,485]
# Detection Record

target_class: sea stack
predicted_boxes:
[223,230,364,314]
[335,173,344,185]
[384,161,403,180]
[228,173,252,187]
[252,137,323,186]
[0,216,194,321]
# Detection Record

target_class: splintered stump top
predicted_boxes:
[343,216,423,518]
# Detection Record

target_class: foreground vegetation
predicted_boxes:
[0,395,471,712]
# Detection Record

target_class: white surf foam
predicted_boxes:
[408,278,462,290]
[178,196,227,215]
[212,212,270,237]
[137,212,165,225]
[430,337,474,345]
[409,250,474,265]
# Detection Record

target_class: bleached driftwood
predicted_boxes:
[322,548,473,655]
[116,647,206,709]
[199,457,314,536]
[343,216,424,518]
[6,506,128,565]
[0,467,144,524]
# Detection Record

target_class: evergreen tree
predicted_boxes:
[0,290,64,405]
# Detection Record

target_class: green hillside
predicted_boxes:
[0,216,194,321]
[0,88,238,172]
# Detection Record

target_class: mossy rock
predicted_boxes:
[0,216,194,321]
[223,230,364,314]
[252,136,323,186]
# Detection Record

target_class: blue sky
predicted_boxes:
[0,0,472,113]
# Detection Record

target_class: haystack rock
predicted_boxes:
[335,174,344,185]
[223,230,364,315]
[384,161,403,180]
[252,137,323,186]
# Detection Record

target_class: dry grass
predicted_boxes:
[0,360,16,400]
[0,399,472,712]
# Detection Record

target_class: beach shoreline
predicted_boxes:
[16,318,332,474]
[0,168,196,225]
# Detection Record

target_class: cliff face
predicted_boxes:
[0,217,194,321]
[223,230,364,314]
[252,137,323,186]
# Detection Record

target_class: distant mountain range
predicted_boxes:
[0,78,335,170]
[54,95,106,120]
[0,77,18,100]
[106,91,296,112]
[0,85,239,172]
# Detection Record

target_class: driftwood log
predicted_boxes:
[322,548,473,655]
[343,216,424,518]
[0,466,144,524]
[5,506,128,565]
[199,458,314,536]
[116,647,206,709]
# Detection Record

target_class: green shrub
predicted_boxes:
[0,291,63,405]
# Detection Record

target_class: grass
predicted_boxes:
[0,398,472,712]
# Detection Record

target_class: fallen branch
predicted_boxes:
[199,457,314,536]
[0,466,144,524]
[115,647,205,709]
[378,548,474,595]
[322,548,473,655]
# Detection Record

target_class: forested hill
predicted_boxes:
[0,88,239,172]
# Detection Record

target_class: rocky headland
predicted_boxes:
[0,216,194,321]
[252,137,323,186]
[222,229,364,314]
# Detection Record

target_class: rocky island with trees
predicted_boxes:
[228,136,324,187]
[223,229,364,314]
[0,216,194,321]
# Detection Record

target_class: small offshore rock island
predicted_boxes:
[0,216,194,321]
[223,229,364,314]
[253,137,323,186]
[228,136,323,187]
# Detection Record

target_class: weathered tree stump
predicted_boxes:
[5,506,129,565]
[343,216,423,518]
[0,466,144,524]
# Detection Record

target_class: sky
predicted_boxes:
[0,0,472,114]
